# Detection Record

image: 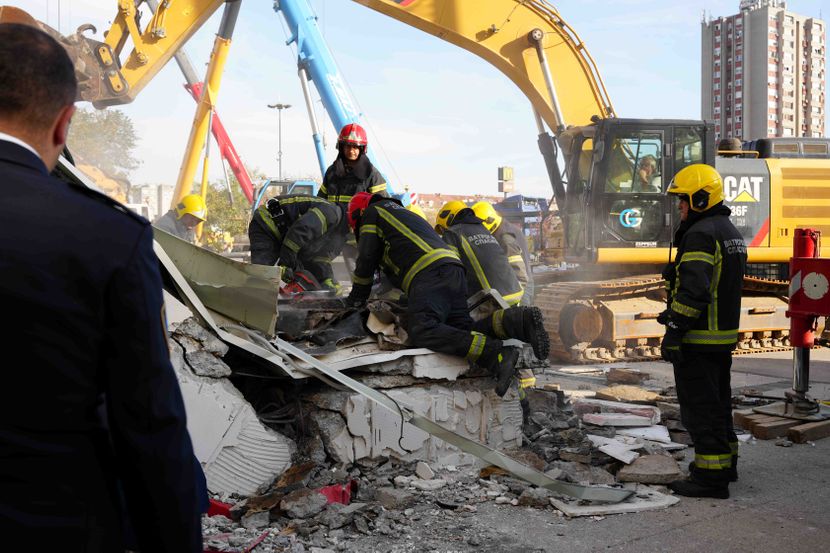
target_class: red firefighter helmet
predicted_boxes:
[347,191,374,230]
[337,123,368,151]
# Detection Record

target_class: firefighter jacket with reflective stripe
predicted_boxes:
[663,205,746,351]
[442,209,523,306]
[319,154,387,215]
[249,195,341,265]
[350,197,461,301]
[493,219,534,305]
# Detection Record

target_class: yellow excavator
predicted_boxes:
[11,0,829,361]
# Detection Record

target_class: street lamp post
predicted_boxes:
[267,103,292,180]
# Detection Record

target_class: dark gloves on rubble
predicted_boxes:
[660,325,685,365]
[344,294,367,309]
[279,248,298,272]
[657,309,670,325]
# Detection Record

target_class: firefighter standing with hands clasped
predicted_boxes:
[660,164,746,499]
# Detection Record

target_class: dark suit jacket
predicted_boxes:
[0,140,203,552]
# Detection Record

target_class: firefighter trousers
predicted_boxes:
[406,263,498,361]
[673,350,737,485]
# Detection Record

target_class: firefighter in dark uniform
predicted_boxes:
[345,193,543,397]
[0,24,203,551]
[319,123,388,273]
[660,164,746,499]
[248,194,342,292]
[472,201,535,306]
[436,201,549,418]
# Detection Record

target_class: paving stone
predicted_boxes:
[280,489,328,519]
[617,454,682,484]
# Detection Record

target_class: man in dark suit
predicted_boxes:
[0,24,203,551]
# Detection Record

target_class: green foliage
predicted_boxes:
[205,176,253,241]
[67,107,141,177]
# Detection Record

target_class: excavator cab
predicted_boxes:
[557,118,715,264]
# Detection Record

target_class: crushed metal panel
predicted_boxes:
[154,229,280,336]
[154,242,299,378]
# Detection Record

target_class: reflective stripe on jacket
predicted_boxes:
[493,219,534,305]
[664,205,746,351]
[350,197,461,300]
[442,209,523,305]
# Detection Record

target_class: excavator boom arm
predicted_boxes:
[352,0,614,131]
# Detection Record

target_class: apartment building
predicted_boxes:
[701,0,825,141]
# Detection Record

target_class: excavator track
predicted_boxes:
[535,275,795,364]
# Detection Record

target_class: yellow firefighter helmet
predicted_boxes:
[667,164,725,212]
[434,200,466,233]
[471,201,502,232]
[175,194,207,221]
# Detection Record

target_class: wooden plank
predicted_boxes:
[733,408,756,429]
[752,418,802,440]
[746,415,784,432]
[787,419,830,443]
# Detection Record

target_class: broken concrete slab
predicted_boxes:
[582,413,654,427]
[415,461,435,480]
[174,354,295,496]
[411,353,471,381]
[410,478,447,491]
[183,349,232,378]
[617,455,682,484]
[517,487,552,508]
[606,367,649,385]
[549,484,679,517]
[280,488,328,519]
[617,425,672,444]
[173,316,230,357]
[306,378,521,466]
[549,461,616,486]
[376,487,416,510]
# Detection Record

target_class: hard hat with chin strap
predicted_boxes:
[434,200,466,233]
[175,194,207,221]
[667,164,725,212]
[471,201,502,232]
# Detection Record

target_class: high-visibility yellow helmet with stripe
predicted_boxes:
[407,202,428,221]
[434,200,466,233]
[471,201,502,232]
[667,164,725,212]
[175,193,207,221]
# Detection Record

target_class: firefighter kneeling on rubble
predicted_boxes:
[249,194,344,293]
[660,164,746,499]
[436,201,549,418]
[345,193,546,397]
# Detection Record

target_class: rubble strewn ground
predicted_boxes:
[168,316,830,551]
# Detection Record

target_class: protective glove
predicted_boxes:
[344,294,367,309]
[660,327,685,365]
[279,248,298,272]
[280,266,295,283]
[657,309,670,325]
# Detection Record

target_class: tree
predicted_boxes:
[67,108,141,178]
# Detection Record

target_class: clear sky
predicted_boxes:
[15,0,829,198]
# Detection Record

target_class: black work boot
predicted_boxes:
[479,342,519,397]
[498,306,550,360]
[668,478,729,499]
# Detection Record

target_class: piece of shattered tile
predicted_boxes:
[549,484,678,516]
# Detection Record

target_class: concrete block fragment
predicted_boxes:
[617,455,682,484]
[549,461,615,486]
[582,413,653,427]
[393,475,411,488]
[415,461,435,480]
[240,510,270,530]
[618,425,672,443]
[517,487,552,508]
[410,478,447,491]
[412,353,470,381]
[174,362,294,496]
[316,503,354,530]
[376,487,416,510]
[185,349,232,378]
[309,411,354,465]
[173,317,229,356]
[573,398,661,424]
[280,488,328,519]
[657,401,682,420]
